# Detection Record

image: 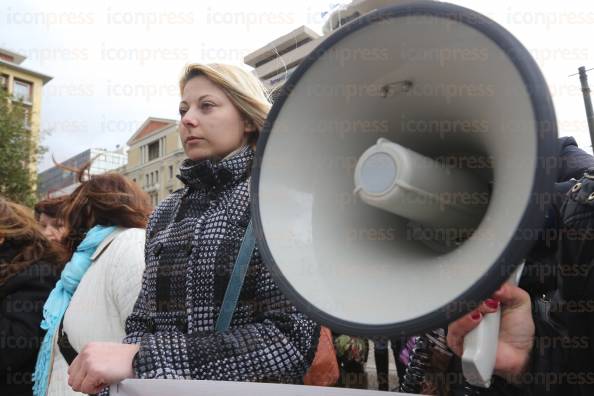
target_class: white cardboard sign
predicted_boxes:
[110,379,412,396]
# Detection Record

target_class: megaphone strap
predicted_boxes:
[215,220,256,332]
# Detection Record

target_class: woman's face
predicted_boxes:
[38,213,64,242]
[179,76,255,161]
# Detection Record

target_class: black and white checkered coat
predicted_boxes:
[123,146,320,383]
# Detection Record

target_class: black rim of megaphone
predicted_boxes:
[251,1,557,337]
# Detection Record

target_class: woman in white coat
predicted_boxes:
[33,166,152,396]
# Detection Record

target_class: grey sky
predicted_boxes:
[1,0,593,171]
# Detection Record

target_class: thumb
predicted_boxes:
[493,283,530,309]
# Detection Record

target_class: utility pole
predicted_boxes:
[571,66,594,150]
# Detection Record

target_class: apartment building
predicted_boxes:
[124,117,186,206]
[0,47,52,185]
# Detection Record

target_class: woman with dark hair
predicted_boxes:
[0,198,66,396]
[32,165,152,396]
[34,196,67,243]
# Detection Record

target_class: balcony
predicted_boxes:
[144,183,160,193]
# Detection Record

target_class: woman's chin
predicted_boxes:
[184,147,210,161]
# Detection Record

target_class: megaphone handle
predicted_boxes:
[461,308,501,388]
[461,263,525,388]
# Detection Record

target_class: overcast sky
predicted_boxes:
[1,0,593,171]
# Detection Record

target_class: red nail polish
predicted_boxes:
[485,299,499,309]
[471,311,481,321]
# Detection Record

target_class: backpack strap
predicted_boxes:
[57,317,78,365]
[215,220,256,333]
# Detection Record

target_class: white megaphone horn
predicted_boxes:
[251,1,557,390]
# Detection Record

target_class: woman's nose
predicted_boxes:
[182,110,199,127]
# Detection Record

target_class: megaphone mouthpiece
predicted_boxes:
[354,138,489,230]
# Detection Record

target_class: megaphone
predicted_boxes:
[251,0,556,375]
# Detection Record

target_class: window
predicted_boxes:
[13,79,32,103]
[150,172,154,185]
[169,165,173,179]
[148,141,160,161]
[149,192,159,206]
[155,170,159,183]
[145,174,149,186]
[19,104,31,129]
[0,74,8,90]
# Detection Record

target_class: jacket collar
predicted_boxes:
[177,145,254,189]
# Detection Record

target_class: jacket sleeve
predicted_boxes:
[130,248,320,383]
[0,262,57,371]
[122,268,152,345]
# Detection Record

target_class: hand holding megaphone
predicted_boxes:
[447,280,535,386]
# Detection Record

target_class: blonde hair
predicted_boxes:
[179,63,271,144]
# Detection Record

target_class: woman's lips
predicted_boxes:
[185,136,204,144]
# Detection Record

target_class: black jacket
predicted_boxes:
[447,137,594,395]
[0,246,60,396]
[123,146,320,383]
[504,138,594,395]
[535,165,594,396]
[520,136,594,296]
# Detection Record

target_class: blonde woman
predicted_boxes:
[68,64,320,393]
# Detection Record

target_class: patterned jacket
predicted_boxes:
[123,146,320,383]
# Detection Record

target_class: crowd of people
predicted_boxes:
[1,61,593,396]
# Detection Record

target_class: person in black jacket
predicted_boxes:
[447,137,594,395]
[0,198,66,396]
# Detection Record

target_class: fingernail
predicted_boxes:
[485,299,500,309]
[470,311,482,321]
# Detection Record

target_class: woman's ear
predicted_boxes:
[0,237,4,246]
[244,119,257,133]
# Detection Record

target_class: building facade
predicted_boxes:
[244,1,406,93]
[321,0,401,34]
[124,117,186,206]
[244,26,323,92]
[37,148,127,198]
[0,47,52,184]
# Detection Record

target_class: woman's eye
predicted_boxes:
[200,102,214,110]
[179,108,188,116]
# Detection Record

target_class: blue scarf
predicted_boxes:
[33,225,116,396]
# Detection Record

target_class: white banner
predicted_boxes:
[110,379,413,396]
